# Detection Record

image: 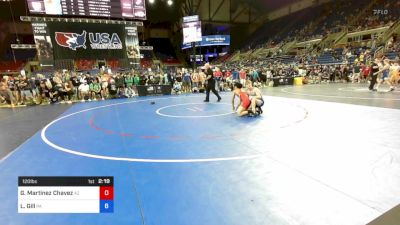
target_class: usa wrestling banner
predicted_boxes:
[47,22,126,60]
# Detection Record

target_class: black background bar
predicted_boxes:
[18,177,114,186]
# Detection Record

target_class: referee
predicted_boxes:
[369,58,380,91]
[203,63,221,102]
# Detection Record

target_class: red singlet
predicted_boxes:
[240,92,251,109]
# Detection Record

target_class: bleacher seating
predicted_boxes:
[386,51,399,60]
[0,61,25,73]
[222,0,400,68]
[140,59,153,68]
[316,52,343,64]
[54,59,74,70]
[246,3,328,49]
[162,58,182,66]
[75,59,95,70]
[106,59,120,69]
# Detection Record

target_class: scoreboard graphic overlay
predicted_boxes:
[18,177,114,213]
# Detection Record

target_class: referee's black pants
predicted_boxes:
[205,82,221,101]
[369,74,377,90]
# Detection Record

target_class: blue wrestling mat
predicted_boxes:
[3,94,389,225]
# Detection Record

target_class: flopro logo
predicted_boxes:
[55,31,122,50]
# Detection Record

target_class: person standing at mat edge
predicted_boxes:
[369,58,380,91]
[204,63,222,102]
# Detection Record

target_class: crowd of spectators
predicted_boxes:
[218,41,399,87]
[350,1,400,32]
[0,67,233,107]
[1,47,399,108]
[0,69,169,107]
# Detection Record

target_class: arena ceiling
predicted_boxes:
[181,0,303,25]
[0,0,28,21]
[0,0,185,23]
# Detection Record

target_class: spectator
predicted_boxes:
[191,70,200,92]
[232,68,239,82]
[60,81,74,104]
[70,73,81,100]
[214,67,222,91]
[125,73,134,88]
[133,74,140,86]
[89,78,102,101]
[18,75,34,105]
[0,77,16,107]
[78,80,90,102]
[115,74,125,92]
[182,69,191,93]
[124,85,136,98]
[108,79,118,98]
[239,69,247,85]
[38,80,51,104]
